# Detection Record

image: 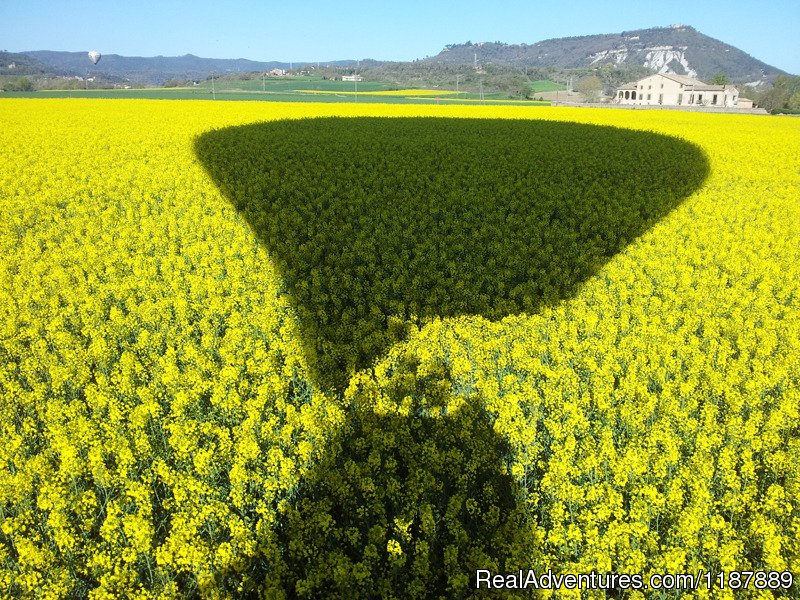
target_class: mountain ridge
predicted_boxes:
[428,25,786,84]
[11,25,790,86]
[19,51,355,85]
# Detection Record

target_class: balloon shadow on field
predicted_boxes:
[194,117,709,597]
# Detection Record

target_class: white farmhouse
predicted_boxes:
[616,73,740,108]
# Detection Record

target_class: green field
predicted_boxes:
[528,79,567,93]
[1,75,559,105]
[3,87,550,105]
[195,75,394,93]
[8,89,429,104]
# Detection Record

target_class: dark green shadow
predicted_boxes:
[194,118,708,597]
[247,351,546,599]
[195,117,708,392]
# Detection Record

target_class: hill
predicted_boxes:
[428,25,787,85]
[16,26,789,90]
[21,51,355,85]
[0,51,59,77]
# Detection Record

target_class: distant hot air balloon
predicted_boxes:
[88,50,101,65]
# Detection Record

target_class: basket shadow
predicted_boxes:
[254,351,547,599]
[195,116,708,393]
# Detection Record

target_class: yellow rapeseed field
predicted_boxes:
[1,98,799,598]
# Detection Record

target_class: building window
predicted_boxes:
[624,91,629,99]
[660,83,664,88]
[698,94,703,104]
[618,91,623,98]
[632,91,637,100]
[712,94,718,105]
[659,93,663,104]
[689,94,694,103]
[647,93,651,100]
[678,93,683,105]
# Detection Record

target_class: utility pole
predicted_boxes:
[211,73,216,100]
[456,74,460,94]
[262,71,265,92]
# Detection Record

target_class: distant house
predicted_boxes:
[616,73,741,108]
[342,74,363,82]
[269,68,287,77]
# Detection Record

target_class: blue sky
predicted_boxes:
[1,0,797,73]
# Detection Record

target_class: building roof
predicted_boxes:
[616,73,738,93]
[658,73,703,86]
